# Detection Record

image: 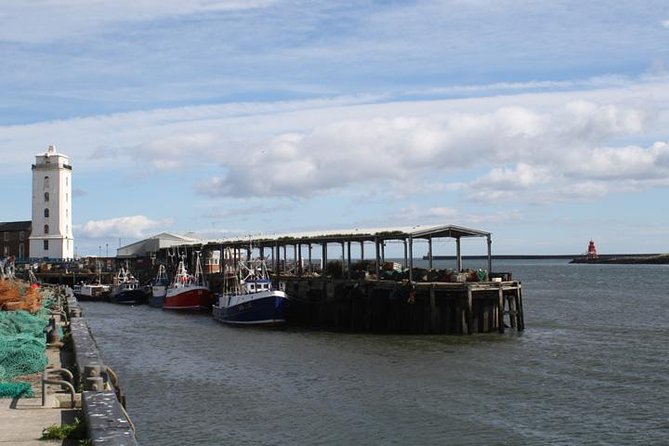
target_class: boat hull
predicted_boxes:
[110,289,147,305]
[149,285,167,308]
[213,291,288,326]
[163,286,213,311]
[73,285,110,302]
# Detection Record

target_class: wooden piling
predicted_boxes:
[498,285,505,334]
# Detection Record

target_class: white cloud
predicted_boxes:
[662,19,669,29]
[77,215,172,238]
[568,142,669,181]
[4,77,669,208]
[471,163,552,190]
[196,99,653,199]
[393,204,523,228]
[426,207,459,218]
[133,132,219,170]
[461,141,669,204]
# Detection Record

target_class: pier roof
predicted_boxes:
[202,224,490,248]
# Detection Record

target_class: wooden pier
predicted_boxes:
[25,224,525,335]
[275,277,523,334]
[195,224,523,334]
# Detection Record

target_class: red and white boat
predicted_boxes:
[163,253,213,311]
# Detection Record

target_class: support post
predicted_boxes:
[428,236,433,270]
[403,240,408,269]
[456,237,462,272]
[274,242,279,273]
[487,234,492,276]
[297,243,302,276]
[408,237,414,282]
[374,237,380,277]
[466,287,473,335]
[498,285,505,334]
[430,285,437,333]
[322,243,327,271]
[517,286,524,330]
[283,245,287,271]
[308,244,312,274]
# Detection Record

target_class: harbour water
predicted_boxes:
[80,260,669,445]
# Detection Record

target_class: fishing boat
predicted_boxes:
[212,256,288,326]
[73,259,110,301]
[163,253,213,311]
[109,263,146,305]
[149,264,169,308]
[73,282,110,301]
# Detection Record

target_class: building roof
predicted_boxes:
[116,232,201,257]
[0,221,31,231]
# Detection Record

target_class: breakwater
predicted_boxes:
[569,253,669,264]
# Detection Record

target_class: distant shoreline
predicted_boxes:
[423,254,669,264]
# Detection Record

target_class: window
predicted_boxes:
[19,231,25,241]
[66,193,69,202]
[2,232,7,242]
[44,192,49,202]
[44,240,49,251]
[19,243,24,258]
[44,176,50,188]
[44,208,49,218]
[44,225,49,234]
[3,246,8,257]
[66,209,69,218]
[66,177,69,187]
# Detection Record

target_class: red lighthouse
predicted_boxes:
[586,240,598,260]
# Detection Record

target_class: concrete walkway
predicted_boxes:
[0,346,76,445]
[0,396,66,445]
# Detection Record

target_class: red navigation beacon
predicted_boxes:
[586,240,598,260]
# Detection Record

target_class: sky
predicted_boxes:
[1,0,669,257]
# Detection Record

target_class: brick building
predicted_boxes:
[0,221,32,260]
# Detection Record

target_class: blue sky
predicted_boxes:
[2,0,669,256]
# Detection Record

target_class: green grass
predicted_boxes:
[40,416,86,441]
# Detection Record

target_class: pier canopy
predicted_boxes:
[206,224,489,245]
[200,224,493,279]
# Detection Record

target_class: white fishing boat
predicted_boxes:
[73,282,110,301]
[73,259,110,300]
[213,256,288,326]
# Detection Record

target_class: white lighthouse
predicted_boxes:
[29,145,74,260]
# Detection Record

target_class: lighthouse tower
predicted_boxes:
[29,145,74,260]
[586,240,598,260]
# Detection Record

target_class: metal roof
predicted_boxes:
[202,224,490,248]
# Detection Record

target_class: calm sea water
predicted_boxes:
[79,260,669,445]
